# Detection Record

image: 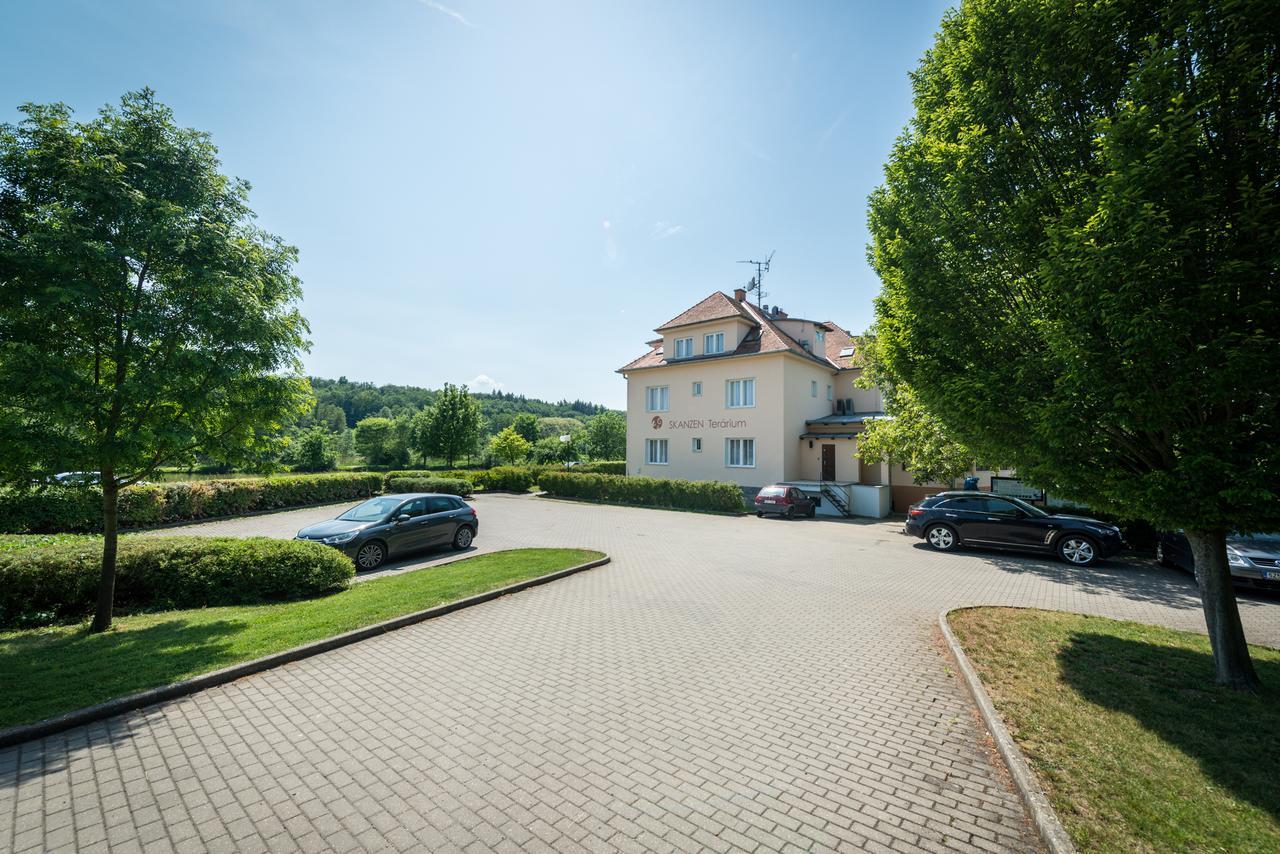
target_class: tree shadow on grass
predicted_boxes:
[0,616,250,778]
[1057,630,1280,822]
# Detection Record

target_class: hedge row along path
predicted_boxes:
[3,493,1279,853]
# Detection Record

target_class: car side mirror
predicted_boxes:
[395,514,411,523]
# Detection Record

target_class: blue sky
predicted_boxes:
[1,0,950,409]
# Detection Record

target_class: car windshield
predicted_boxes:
[759,486,785,496]
[338,497,402,522]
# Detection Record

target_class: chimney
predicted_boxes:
[733,287,747,302]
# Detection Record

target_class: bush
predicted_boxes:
[0,472,384,533]
[574,461,626,475]
[0,536,354,628]
[385,477,472,497]
[539,472,745,513]
[382,469,477,492]
[472,466,541,493]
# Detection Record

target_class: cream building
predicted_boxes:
[618,289,910,517]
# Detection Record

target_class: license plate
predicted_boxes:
[1264,571,1280,581]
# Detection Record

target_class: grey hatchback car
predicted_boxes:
[296,493,478,570]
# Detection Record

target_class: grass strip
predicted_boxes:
[949,607,1280,851]
[0,547,601,728]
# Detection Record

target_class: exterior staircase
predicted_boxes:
[819,481,853,517]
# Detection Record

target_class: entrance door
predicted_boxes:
[821,444,836,481]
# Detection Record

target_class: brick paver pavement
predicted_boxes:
[4,495,1279,853]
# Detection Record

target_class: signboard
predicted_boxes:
[651,416,748,431]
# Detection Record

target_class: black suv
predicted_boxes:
[296,493,478,570]
[905,491,1124,567]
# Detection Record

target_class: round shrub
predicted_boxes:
[0,536,354,628]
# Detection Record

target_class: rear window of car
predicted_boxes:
[938,497,985,511]
[759,487,785,496]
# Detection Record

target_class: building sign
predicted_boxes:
[651,415,663,429]
[663,418,747,431]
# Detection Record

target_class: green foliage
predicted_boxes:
[0,89,313,629]
[488,426,532,466]
[535,416,585,440]
[580,411,626,461]
[868,0,1280,686]
[529,434,579,465]
[574,461,626,475]
[290,426,337,472]
[0,536,353,628]
[413,383,483,468]
[353,417,399,467]
[384,477,472,497]
[510,413,539,443]
[471,466,540,493]
[0,473,383,533]
[539,472,745,513]
[867,0,1280,533]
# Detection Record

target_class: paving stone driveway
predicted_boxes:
[4,495,1279,853]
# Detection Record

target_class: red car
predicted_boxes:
[754,485,817,519]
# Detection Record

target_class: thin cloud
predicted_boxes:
[818,106,853,149]
[650,221,684,240]
[419,0,476,28]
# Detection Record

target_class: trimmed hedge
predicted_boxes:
[574,461,626,475]
[539,471,746,513]
[384,477,473,497]
[0,472,383,534]
[382,469,477,491]
[472,466,543,492]
[0,536,354,628]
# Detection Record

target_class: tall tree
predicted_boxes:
[416,383,482,468]
[581,411,626,461]
[0,90,311,631]
[488,426,532,466]
[354,416,397,466]
[510,413,539,443]
[868,0,1279,689]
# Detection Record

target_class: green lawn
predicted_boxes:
[0,547,601,729]
[949,607,1280,851]
[0,533,95,553]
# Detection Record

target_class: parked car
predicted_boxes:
[905,491,1125,567]
[295,493,478,570]
[754,485,817,519]
[1156,531,1280,593]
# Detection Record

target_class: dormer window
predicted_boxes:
[674,337,693,359]
[815,330,826,351]
[704,332,725,354]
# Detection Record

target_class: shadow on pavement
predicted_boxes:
[1057,630,1280,822]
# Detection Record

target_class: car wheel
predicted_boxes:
[756,511,764,517]
[808,506,817,518]
[355,540,386,571]
[452,526,474,550]
[1058,535,1098,567]
[925,524,958,552]
[785,506,796,519]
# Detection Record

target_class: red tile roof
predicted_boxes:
[619,291,859,373]
[654,292,754,331]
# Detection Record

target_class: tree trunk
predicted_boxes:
[1185,528,1260,691]
[90,478,119,633]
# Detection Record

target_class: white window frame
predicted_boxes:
[811,380,817,398]
[692,381,702,397]
[674,337,693,359]
[725,437,756,468]
[691,437,702,453]
[645,438,668,465]
[704,331,725,355]
[826,384,833,401]
[645,385,669,412]
[726,377,755,409]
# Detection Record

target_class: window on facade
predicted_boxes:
[815,330,825,351]
[811,380,817,397]
[725,438,755,468]
[704,331,725,354]
[645,438,668,465]
[826,384,833,401]
[726,378,755,408]
[645,385,669,412]
[692,437,702,453]
[674,337,693,359]
[692,381,702,397]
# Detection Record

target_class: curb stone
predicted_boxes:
[0,554,610,749]
[939,608,1077,854]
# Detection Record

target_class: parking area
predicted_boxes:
[4,494,1279,853]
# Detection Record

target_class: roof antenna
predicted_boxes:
[738,251,774,307]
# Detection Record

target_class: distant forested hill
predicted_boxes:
[310,377,616,432]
